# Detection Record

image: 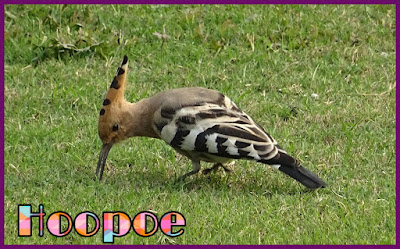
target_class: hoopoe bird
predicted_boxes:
[96,55,326,189]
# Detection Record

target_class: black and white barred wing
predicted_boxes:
[154,103,284,163]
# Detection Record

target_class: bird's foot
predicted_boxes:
[177,169,200,181]
[202,168,213,175]
[202,163,231,175]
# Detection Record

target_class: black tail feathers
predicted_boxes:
[259,151,326,189]
[278,164,326,189]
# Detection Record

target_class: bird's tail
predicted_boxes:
[260,152,326,189]
[277,164,326,189]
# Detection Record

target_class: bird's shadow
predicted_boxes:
[101,165,318,197]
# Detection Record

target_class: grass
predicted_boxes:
[4,4,395,245]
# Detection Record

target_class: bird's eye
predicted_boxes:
[112,124,119,131]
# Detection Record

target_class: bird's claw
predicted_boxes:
[202,163,231,175]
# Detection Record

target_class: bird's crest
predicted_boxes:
[98,55,128,117]
[105,55,128,103]
[98,55,129,144]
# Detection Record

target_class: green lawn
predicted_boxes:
[4,4,395,245]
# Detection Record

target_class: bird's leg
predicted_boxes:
[177,160,201,181]
[203,163,231,175]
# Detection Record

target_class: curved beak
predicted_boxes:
[96,143,113,180]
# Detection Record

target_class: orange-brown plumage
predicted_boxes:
[96,56,160,179]
[97,56,159,145]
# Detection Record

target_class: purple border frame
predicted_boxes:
[1,0,399,3]
[0,0,398,4]
[1,1,397,248]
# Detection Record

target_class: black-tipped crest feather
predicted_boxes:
[122,55,128,65]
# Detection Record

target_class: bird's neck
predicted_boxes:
[123,98,160,139]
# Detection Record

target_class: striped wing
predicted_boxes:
[154,100,283,162]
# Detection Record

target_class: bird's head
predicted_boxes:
[96,55,131,180]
